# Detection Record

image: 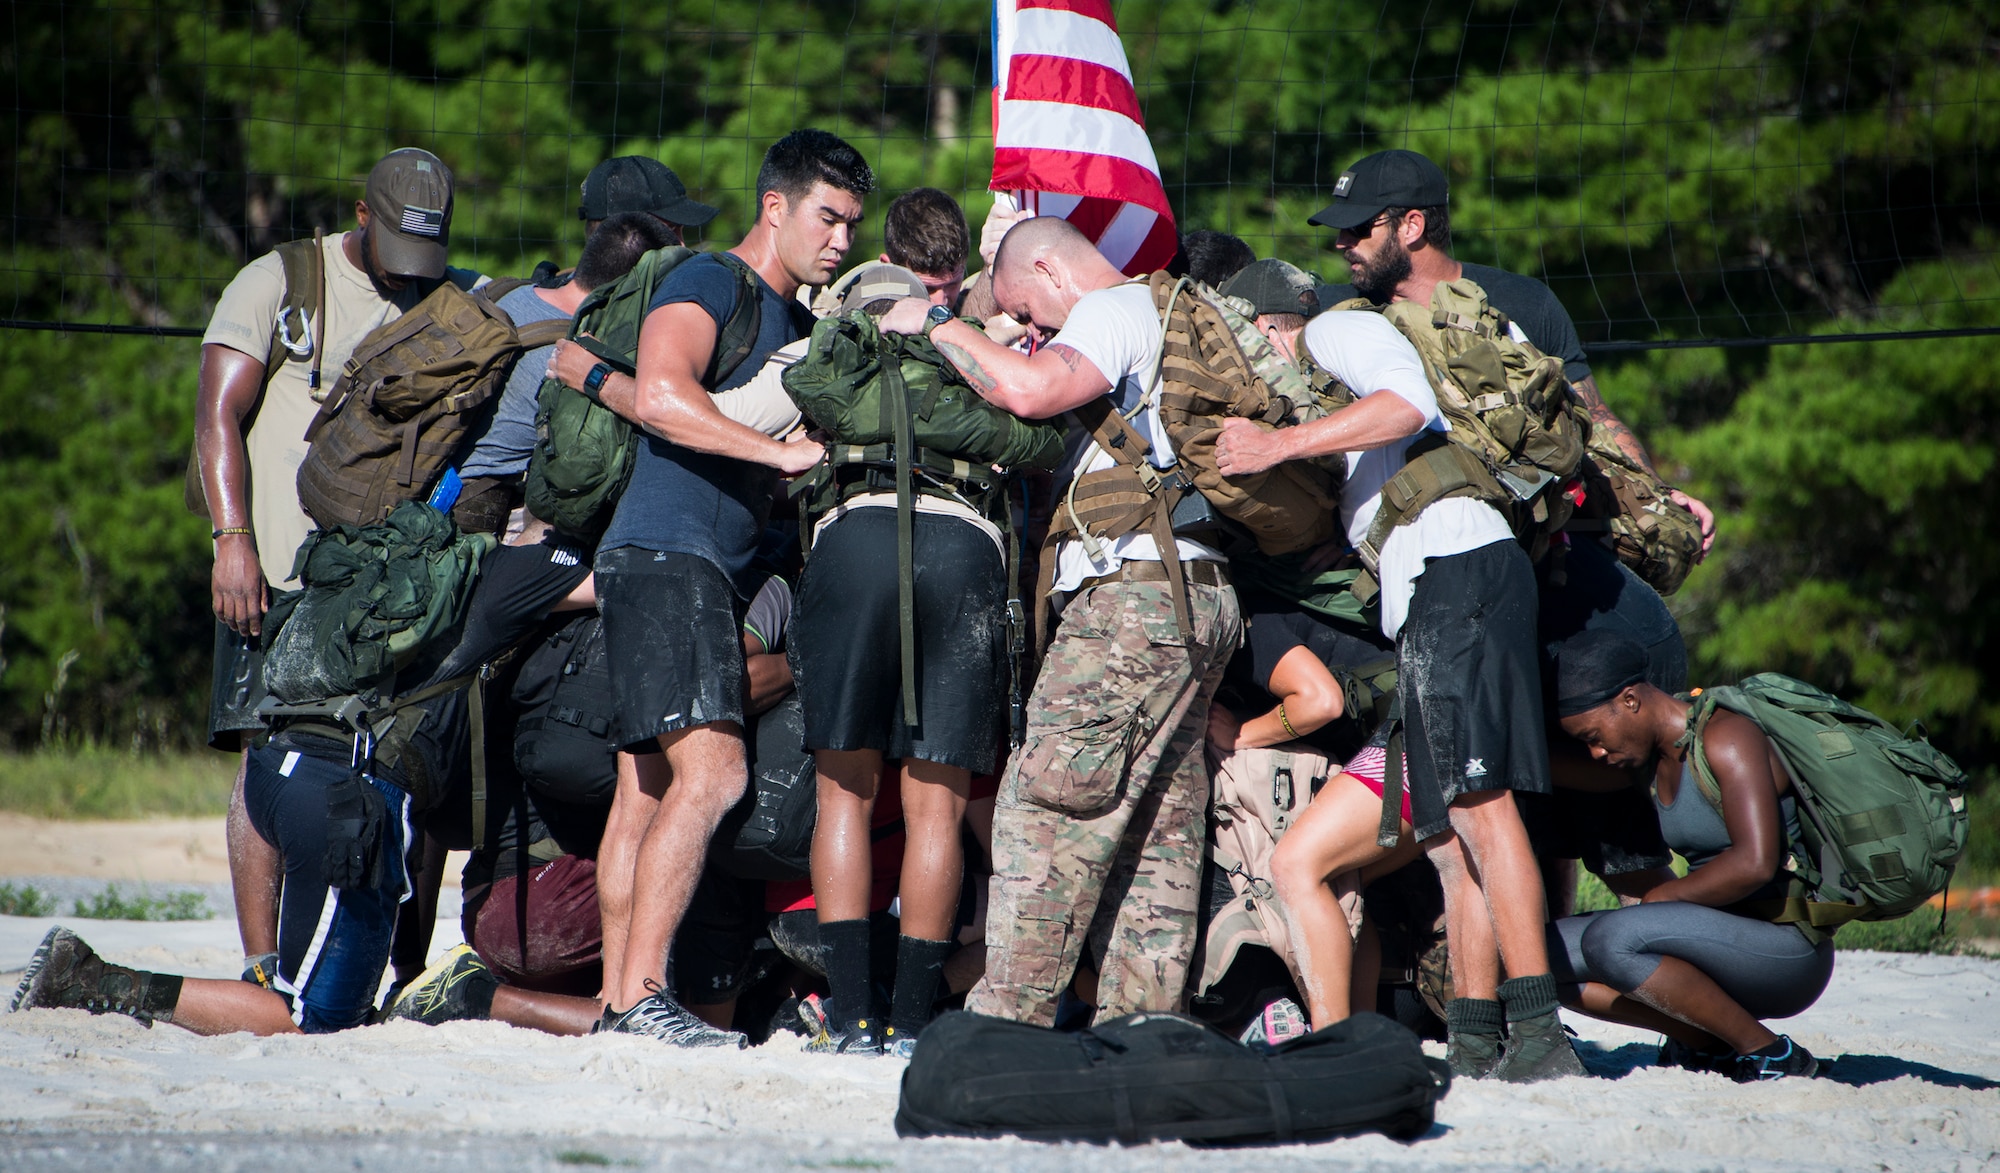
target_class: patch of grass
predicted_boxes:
[0,881,55,917]
[71,884,211,922]
[553,1153,633,1168]
[0,746,235,820]
[1833,909,1985,955]
[1574,870,1621,913]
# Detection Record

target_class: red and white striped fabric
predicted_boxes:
[991,0,1178,276]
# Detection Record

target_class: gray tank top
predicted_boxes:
[1653,760,1802,904]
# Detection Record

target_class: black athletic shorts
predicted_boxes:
[673,867,765,1004]
[207,619,270,752]
[1398,539,1551,842]
[789,507,1006,774]
[595,547,747,753]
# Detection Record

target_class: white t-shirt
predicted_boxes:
[1302,311,1514,639]
[1047,282,1225,592]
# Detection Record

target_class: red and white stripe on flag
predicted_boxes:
[992,0,1178,276]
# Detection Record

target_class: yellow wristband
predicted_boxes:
[211,527,252,539]
[1277,701,1298,740]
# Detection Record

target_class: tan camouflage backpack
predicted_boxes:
[1195,740,1362,999]
[1568,436,1706,595]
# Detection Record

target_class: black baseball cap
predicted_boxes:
[1219,258,1322,319]
[1307,149,1449,231]
[364,148,455,279]
[579,156,718,226]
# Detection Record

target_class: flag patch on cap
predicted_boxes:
[1334,171,1355,197]
[399,205,445,237]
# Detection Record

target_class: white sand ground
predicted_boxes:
[3,822,1998,1172]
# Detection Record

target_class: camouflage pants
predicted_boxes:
[968,578,1241,1026]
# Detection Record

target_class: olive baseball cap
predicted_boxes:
[364,148,455,279]
[1307,149,1449,231]
[1219,258,1322,319]
[579,156,719,226]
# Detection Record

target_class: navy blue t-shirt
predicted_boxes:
[1317,261,1592,385]
[596,253,812,596]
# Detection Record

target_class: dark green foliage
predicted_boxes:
[0,882,57,918]
[71,884,212,923]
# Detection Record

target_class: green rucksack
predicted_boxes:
[1333,280,1586,596]
[262,499,495,704]
[523,248,764,544]
[782,310,1066,733]
[1682,674,1972,928]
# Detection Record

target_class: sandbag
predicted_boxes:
[895,1009,1447,1146]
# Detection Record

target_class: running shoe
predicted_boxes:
[1731,1036,1818,1083]
[241,952,280,991]
[385,944,498,1026]
[1238,997,1310,1051]
[882,1027,919,1061]
[603,981,747,1049]
[1494,1012,1588,1082]
[9,926,179,1026]
[798,993,884,1056]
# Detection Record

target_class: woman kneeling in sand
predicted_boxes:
[1547,630,1832,1082]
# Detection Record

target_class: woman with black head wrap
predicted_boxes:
[1546,630,1833,1083]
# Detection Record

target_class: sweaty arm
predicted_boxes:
[549,338,803,439]
[1571,373,1715,553]
[197,343,271,636]
[627,302,820,474]
[1642,711,1788,908]
[880,299,1111,419]
[1215,392,1425,477]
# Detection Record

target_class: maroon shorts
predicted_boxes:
[462,854,603,997]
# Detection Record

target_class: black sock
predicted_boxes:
[464,970,500,1020]
[820,919,874,1030]
[1498,973,1559,1022]
[889,935,955,1037]
[1448,996,1504,1038]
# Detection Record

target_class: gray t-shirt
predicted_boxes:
[459,284,573,479]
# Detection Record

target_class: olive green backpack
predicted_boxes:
[1682,674,1971,929]
[523,248,763,544]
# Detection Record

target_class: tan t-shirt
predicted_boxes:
[202,232,432,588]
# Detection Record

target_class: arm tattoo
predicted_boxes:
[1572,375,1657,475]
[936,337,1001,395]
[1048,343,1086,374]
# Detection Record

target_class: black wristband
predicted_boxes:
[581,362,612,404]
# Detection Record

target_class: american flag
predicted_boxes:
[991,0,1178,276]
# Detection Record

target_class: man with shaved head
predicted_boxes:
[880,216,1242,1026]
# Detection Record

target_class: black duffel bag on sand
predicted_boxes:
[895,1009,1449,1146]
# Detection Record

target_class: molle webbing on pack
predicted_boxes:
[296,278,569,529]
[1567,437,1705,596]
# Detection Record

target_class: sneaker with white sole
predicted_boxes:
[604,981,746,1049]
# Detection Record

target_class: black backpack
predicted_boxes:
[896,1010,1447,1146]
[511,612,619,807]
[711,693,818,882]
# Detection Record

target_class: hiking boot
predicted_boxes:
[9,927,181,1026]
[1730,1036,1818,1083]
[1657,1036,1731,1074]
[1446,1028,1505,1080]
[385,945,498,1026]
[603,982,747,1049]
[1238,997,1310,1051]
[1494,1011,1588,1082]
[799,994,884,1056]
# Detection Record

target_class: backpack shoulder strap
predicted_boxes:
[268,232,328,392]
[708,252,766,389]
[1673,689,1727,808]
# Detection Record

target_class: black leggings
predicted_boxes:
[1548,903,1835,1020]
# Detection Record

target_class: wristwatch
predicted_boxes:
[922,303,956,337]
[582,362,612,398]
